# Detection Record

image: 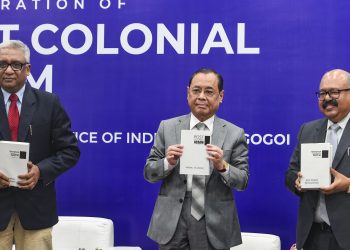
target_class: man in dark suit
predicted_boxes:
[0,40,80,250]
[285,69,350,250]
[144,68,249,250]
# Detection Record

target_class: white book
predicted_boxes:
[301,143,332,189]
[0,141,29,187]
[180,130,211,175]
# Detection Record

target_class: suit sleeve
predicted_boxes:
[144,120,174,183]
[222,128,249,190]
[285,124,305,195]
[36,95,80,185]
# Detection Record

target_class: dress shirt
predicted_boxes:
[325,112,350,144]
[2,84,26,115]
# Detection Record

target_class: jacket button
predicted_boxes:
[179,198,183,203]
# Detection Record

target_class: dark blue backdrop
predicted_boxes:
[1,1,350,249]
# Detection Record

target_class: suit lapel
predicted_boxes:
[333,119,350,169]
[0,90,11,140]
[206,116,227,182]
[176,114,190,182]
[175,114,190,144]
[18,84,36,142]
[314,118,350,169]
[314,119,327,143]
[211,116,226,149]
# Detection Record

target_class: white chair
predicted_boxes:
[13,216,141,250]
[230,232,281,250]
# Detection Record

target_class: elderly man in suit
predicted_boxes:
[0,40,80,250]
[144,68,249,250]
[285,69,350,250]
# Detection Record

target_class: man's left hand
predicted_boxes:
[18,161,40,190]
[206,144,226,171]
[321,168,350,195]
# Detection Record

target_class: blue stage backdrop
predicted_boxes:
[1,1,350,249]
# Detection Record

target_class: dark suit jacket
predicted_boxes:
[0,83,80,230]
[144,114,249,249]
[285,118,350,250]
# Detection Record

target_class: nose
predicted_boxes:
[198,90,206,99]
[324,92,332,100]
[4,65,15,74]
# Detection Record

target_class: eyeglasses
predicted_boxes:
[190,87,217,97]
[0,62,29,71]
[315,88,350,100]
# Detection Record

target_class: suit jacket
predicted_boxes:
[0,83,80,230]
[144,114,249,249]
[285,118,350,249]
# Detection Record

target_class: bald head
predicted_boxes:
[320,69,350,88]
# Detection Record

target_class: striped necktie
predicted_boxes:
[191,122,206,220]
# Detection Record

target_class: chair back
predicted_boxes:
[52,216,114,250]
[230,232,281,250]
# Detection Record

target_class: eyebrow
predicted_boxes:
[192,86,215,89]
[0,60,24,63]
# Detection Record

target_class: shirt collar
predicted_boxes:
[190,113,215,131]
[327,112,350,130]
[2,84,26,104]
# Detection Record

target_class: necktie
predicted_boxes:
[328,124,340,158]
[8,94,19,141]
[191,122,206,220]
[315,123,340,225]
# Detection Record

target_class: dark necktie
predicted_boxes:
[315,123,341,225]
[8,94,19,141]
[191,122,206,220]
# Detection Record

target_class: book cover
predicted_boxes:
[0,141,29,187]
[180,130,211,175]
[301,143,332,189]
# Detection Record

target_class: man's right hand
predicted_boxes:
[295,172,304,192]
[0,172,10,189]
[166,144,184,166]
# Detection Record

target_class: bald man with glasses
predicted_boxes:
[285,69,350,250]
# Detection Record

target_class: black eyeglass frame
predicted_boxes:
[0,62,29,71]
[315,88,350,100]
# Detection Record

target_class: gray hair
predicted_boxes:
[0,40,30,63]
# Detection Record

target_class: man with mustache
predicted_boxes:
[285,69,350,250]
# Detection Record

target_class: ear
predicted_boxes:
[219,90,224,103]
[187,86,190,99]
[25,64,31,76]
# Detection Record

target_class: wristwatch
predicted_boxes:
[347,185,350,194]
[218,161,229,173]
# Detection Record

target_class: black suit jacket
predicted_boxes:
[285,118,350,249]
[0,83,80,230]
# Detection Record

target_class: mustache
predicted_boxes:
[322,99,338,109]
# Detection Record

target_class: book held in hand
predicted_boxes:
[0,141,29,187]
[180,130,211,175]
[301,143,332,189]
